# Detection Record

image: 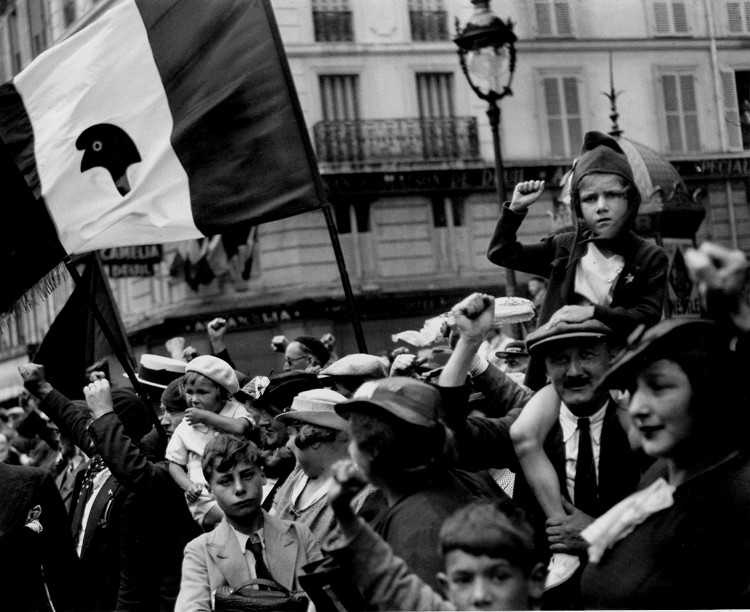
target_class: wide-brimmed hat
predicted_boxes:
[130,354,187,390]
[275,389,349,431]
[495,341,529,360]
[525,319,612,358]
[336,377,441,428]
[596,318,722,392]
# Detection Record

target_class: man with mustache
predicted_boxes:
[440,294,643,609]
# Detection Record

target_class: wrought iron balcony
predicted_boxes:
[313,117,480,165]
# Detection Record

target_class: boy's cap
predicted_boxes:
[129,354,187,390]
[319,354,388,380]
[161,377,187,413]
[276,389,349,431]
[526,319,612,357]
[336,377,441,428]
[495,340,529,359]
[293,336,330,366]
[596,318,720,392]
[571,131,638,206]
[185,355,239,394]
[253,370,322,414]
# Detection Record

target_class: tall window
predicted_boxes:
[312,0,353,42]
[651,1,690,35]
[27,0,47,57]
[721,70,750,150]
[660,72,700,152]
[8,9,22,74]
[534,0,573,37]
[63,0,77,28]
[727,1,750,34]
[541,75,582,157]
[416,73,454,118]
[409,0,448,41]
[319,75,359,120]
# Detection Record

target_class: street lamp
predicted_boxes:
[455,0,519,303]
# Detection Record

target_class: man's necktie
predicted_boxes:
[246,537,273,582]
[70,455,106,539]
[574,417,598,516]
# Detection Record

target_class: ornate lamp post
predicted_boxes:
[454,0,519,302]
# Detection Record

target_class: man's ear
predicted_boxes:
[527,562,548,609]
[437,572,450,595]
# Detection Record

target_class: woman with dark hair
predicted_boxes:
[580,317,750,609]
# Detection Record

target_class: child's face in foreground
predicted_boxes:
[208,458,265,521]
[185,375,223,413]
[439,550,537,611]
[578,173,630,239]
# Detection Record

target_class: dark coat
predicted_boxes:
[88,412,202,611]
[41,389,159,612]
[0,463,82,612]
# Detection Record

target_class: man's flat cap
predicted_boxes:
[525,319,612,357]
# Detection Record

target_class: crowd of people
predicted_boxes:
[2,131,750,611]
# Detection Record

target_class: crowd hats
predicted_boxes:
[249,370,322,414]
[336,377,441,429]
[495,340,529,360]
[185,355,239,395]
[525,319,613,358]
[318,353,388,381]
[596,318,724,392]
[275,389,349,431]
[132,354,187,390]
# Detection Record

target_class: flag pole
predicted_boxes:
[64,255,167,439]
[261,0,368,354]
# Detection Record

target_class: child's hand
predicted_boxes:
[184,481,204,503]
[546,305,595,328]
[510,180,545,212]
[185,407,211,426]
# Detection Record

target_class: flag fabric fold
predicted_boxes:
[0,0,322,317]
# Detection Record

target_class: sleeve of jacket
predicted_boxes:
[116,488,153,610]
[176,538,212,612]
[39,389,96,457]
[449,407,523,473]
[88,413,164,494]
[326,520,455,612]
[471,361,532,416]
[593,243,668,335]
[487,204,557,277]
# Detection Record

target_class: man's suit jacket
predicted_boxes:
[0,464,81,611]
[176,513,322,612]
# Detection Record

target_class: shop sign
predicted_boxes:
[100,245,163,278]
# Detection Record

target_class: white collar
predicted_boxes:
[560,401,608,444]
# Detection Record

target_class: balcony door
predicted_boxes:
[416,72,456,159]
[318,74,361,162]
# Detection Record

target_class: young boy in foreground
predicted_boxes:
[175,434,321,612]
[325,459,546,611]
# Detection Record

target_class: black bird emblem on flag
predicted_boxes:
[76,124,141,196]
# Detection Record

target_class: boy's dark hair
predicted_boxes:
[202,434,262,482]
[291,422,339,450]
[439,498,541,576]
[181,371,232,405]
[348,408,446,476]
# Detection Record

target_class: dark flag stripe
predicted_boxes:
[136,0,322,237]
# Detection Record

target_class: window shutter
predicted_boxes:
[662,75,683,151]
[728,2,743,32]
[720,71,742,149]
[653,2,670,32]
[555,2,572,35]
[417,73,454,119]
[535,2,553,35]
[671,2,689,32]
[745,1,750,30]
[563,77,582,153]
[679,75,700,151]
[543,78,565,156]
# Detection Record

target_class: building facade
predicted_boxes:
[0,0,747,392]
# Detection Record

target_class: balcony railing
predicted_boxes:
[314,117,480,165]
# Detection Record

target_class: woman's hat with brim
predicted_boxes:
[251,371,322,415]
[596,318,720,392]
[275,389,349,431]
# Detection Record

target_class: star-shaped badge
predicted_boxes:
[624,273,635,284]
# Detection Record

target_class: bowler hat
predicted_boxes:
[525,319,612,357]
